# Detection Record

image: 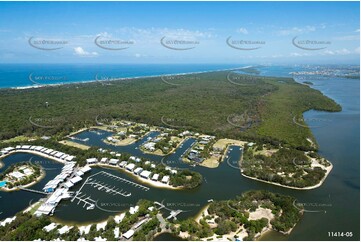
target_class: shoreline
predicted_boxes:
[51,210,126,229]
[194,204,210,223]
[194,202,296,241]
[240,161,333,190]
[139,146,166,156]
[102,129,153,147]
[199,140,245,169]
[59,140,90,150]
[91,163,183,190]
[6,65,251,90]
[139,136,186,157]
[0,150,67,165]
[103,137,138,147]
[65,127,88,138]
[199,139,247,169]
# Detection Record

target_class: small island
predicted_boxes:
[0,162,44,191]
[81,148,203,190]
[172,190,303,241]
[240,143,332,189]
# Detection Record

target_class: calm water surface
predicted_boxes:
[0,65,359,241]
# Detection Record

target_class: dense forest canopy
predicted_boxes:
[0,70,340,150]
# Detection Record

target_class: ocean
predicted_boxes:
[0,64,359,240]
[0,64,245,89]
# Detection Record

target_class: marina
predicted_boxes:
[0,65,359,240]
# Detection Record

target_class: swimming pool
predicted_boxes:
[0,181,7,188]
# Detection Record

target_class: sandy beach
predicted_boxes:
[200,139,246,169]
[59,140,90,150]
[10,66,247,90]
[103,137,137,146]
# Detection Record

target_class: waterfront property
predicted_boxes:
[86,158,98,164]
[36,163,92,215]
[161,176,170,184]
[0,145,75,164]
[35,188,73,216]
[140,170,151,179]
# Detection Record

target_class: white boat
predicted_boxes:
[86,204,95,210]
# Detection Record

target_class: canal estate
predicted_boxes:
[0,64,358,241]
[0,120,310,240]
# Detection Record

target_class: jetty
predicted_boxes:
[18,186,49,195]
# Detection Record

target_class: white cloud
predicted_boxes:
[323,50,335,55]
[73,47,98,57]
[335,48,351,55]
[278,25,317,36]
[238,28,248,34]
[334,35,359,41]
[290,52,311,57]
[96,32,112,38]
[113,27,214,43]
[323,48,355,55]
[134,53,147,58]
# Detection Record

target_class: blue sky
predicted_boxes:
[0,1,359,64]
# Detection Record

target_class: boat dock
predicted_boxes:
[99,171,150,191]
[166,210,182,220]
[18,186,49,195]
[71,192,95,210]
[154,201,184,220]
[87,180,131,197]
[71,170,143,210]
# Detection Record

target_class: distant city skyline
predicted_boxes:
[0,1,359,64]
